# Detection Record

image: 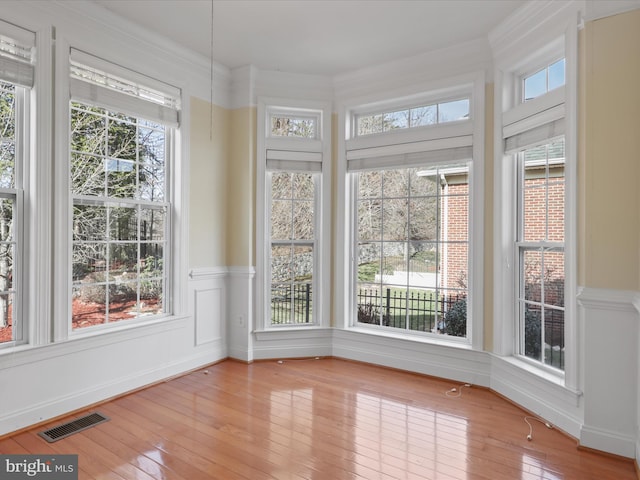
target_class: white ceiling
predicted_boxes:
[92,0,527,77]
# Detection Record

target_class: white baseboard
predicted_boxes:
[580,424,637,459]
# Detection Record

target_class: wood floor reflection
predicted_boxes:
[1,358,637,479]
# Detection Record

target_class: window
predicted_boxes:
[270,114,317,139]
[355,164,469,337]
[355,98,470,137]
[345,80,481,343]
[523,58,565,101]
[517,139,565,369]
[498,34,574,376]
[257,100,331,330]
[68,50,179,331]
[0,21,34,347]
[268,170,318,325]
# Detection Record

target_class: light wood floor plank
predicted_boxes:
[1,358,636,480]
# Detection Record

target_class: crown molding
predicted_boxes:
[489,1,584,66]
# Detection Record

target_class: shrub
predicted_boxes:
[443,296,467,337]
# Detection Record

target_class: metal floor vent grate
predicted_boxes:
[39,412,109,443]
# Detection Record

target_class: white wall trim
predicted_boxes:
[580,424,637,459]
[189,266,229,280]
[253,327,333,360]
[490,355,583,437]
[577,286,639,458]
[332,329,491,387]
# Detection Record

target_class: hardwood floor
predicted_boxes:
[1,358,637,479]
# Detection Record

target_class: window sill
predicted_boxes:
[494,354,566,387]
[254,326,332,342]
[345,325,474,350]
[0,314,188,369]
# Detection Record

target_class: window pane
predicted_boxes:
[356,284,383,325]
[293,173,314,199]
[408,242,437,279]
[522,249,542,303]
[140,243,163,277]
[382,169,408,197]
[545,308,564,369]
[271,245,291,284]
[438,99,470,123]
[544,248,564,308]
[382,198,408,241]
[357,242,381,283]
[357,114,383,136]
[109,206,137,241]
[0,85,15,189]
[73,284,107,328]
[71,106,106,156]
[523,304,542,361]
[410,105,437,127]
[109,243,138,274]
[108,117,137,160]
[0,292,14,344]
[524,68,546,101]
[381,242,405,286]
[410,169,439,196]
[138,127,165,202]
[548,58,565,91]
[440,289,467,337]
[293,200,314,240]
[270,116,316,138]
[271,200,292,240]
[73,205,107,242]
[383,110,409,131]
[523,182,546,242]
[107,161,136,198]
[71,154,105,196]
[140,207,165,241]
[408,198,437,240]
[72,243,106,282]
[358,199,382,241]
[0,198,14,242]
[358,171,382,198]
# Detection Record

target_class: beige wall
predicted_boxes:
[226,107,257,267]
[582,9,640,290]
[189,98,229,268]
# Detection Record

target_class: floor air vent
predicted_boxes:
[39,412,109,443]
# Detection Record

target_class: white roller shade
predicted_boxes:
[0,20,35,88]
[266,150,322,172]
[70,48,180,127]
[503,87,565,154]
[346,136,472,172]
[504,118,564,154]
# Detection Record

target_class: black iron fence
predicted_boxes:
[357,288,466,334]
[271,284,312,324]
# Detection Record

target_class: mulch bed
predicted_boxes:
[0,299,161,342]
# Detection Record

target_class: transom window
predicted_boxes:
[355,98,470,137]
[270,114,317,139]
[523,58,565,101]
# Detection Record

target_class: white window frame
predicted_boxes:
[493,12,579,388]
[256,98,331,331]
[0,19,35,349]
[338,72,485,350]
[53,43,181,341]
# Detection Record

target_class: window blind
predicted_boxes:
[266,150,322,172]
[0,20,35,88]
[346,136,472,172]
[69,48,180,127]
